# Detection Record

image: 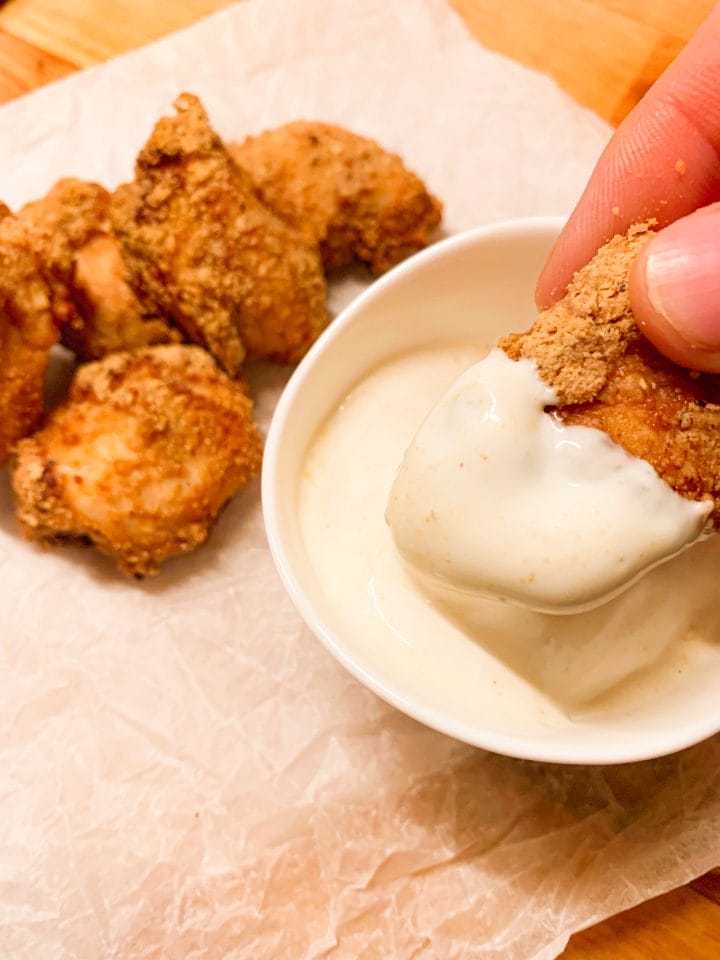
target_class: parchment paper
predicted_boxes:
[0,2,718,958]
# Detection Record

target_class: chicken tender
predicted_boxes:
[500,223,720,523]
[0,213,58,465]
[111,94,328,372]
[18,178,176,360]
[11,345,263,577]
[230,121,443,274]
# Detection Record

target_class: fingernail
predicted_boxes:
[644,208,720,349]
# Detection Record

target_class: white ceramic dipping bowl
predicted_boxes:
[262,218,720,765]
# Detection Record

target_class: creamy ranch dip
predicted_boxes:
[386,348,711,614]
[298,342,720,722]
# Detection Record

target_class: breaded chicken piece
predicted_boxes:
[0,213,58,465]
[111,94,328,372]
[500,223,720,523]
[230,121,443,274]
[0,202,10,221]
[18,178,176,360]
[11,345,263,577]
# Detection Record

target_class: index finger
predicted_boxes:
[535,5,720,309]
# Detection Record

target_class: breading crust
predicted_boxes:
[500,223,720,522]
[11,345,263,576]
[0,214,58,464]
[111,94,329,372]
[231,121,442,274]
[18,178,176,360]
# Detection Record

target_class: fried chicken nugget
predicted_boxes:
[500,223,720,523]
[11,344,263,577]
[0,213,58,465]
[230,121,443,275]
[18,178,176,360]
[111,94,328,372]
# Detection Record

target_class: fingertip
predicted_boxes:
[629,243,695,367]
[630,209,720,374]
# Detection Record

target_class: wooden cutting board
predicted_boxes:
[0,1,718,957]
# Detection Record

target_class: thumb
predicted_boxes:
[630,203,720,373]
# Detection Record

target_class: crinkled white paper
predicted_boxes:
[1,2,717,958]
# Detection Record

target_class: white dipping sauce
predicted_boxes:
[386,349,711,613]
[298,343,720,727]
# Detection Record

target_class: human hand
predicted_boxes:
[536,6,720,372]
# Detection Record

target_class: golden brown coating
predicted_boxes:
[17,178,104,331]
[18,178,176,360]
[0,213,58,465]
[0,202,10,221]
[558,342,720,517]
[230,121,443,275]
[111,94,328,372]
[71,233,179,359]
[11,344,263,577]
[500,223,720,522]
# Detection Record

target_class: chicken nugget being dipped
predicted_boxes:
[0,213,58,465]
[111,94,328,372]
[500,223,720,520]
[18,178,176,360]
[388,224,719,614]
[231,121,442,275]
[11,344,262,577]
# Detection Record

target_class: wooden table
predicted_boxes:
[0,1,718,956]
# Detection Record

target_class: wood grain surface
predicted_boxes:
[0,1,718,957]
[451,0,716,122]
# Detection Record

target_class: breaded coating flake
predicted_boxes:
[231,121,443,274]
[18,178,176,360]
[500,223,720,522]
[0,214,58,465]
[12,345,263,577]
[111,93,328,371]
